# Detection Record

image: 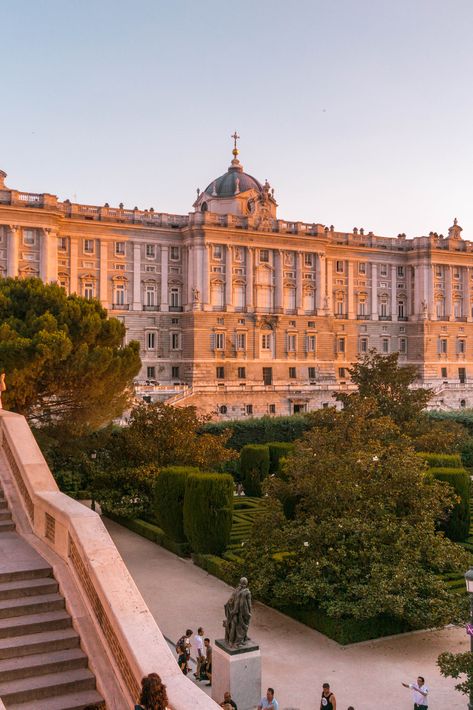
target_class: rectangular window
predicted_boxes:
[380,264,388,276]
[236,333,246,350]
[146,366,156,379]
[339,367,346,378]
[453,267,461,279]
[459,367,466,384]
[171,366,180,379]
[289,367,296,378]
[170,246,180,261]
[58,237,67,251]
[304,253,313,267]
[115,242,125,256]
[308,321,315,328]
[146,244,155,258]
[238,367,246,379]
[213,245,223,260]
[145,286,156,306]
[263,367,272,385]
[215,333,225,350]
[216,366,225,379]
[336,260,344,273]
[358,262,366,275]
[287,334,297,352]
[268,404,276,414]
[441,367,448,379]
[458,339,466,354]
[171,332,181,350]
[171,317,179,324]
[382,338,389,353]
[170,288,180,307]
[261,333,272,350]
[114,284,125,305]
[246,404,253,415]
[397,266,404,277]
[308,366,316,379]
[399,337,407,354]
[146,332,156,349]
[360,337,368,353]
[306,335,316,352]
[23,229,35,246]
[440,338,448,354]
[338,337,345,353]
[84,282,94,300]
[84,239,94,254]
[260,249,269,263]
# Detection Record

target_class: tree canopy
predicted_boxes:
[0,277,141,433]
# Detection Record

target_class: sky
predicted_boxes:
[2,0,473,239]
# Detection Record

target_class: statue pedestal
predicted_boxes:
[211,639,261,710]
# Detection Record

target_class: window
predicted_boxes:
[171,332,181,350]
[459,367,466,383]
[84,282,94,300]
[146,366,156,379]
[170,287,181,307]
[358,262,366,275]
[146,244,155,258]
[261,333,272,350]
[289,320,296,327]
[215,333,225,350]
[360,337,368,353]
[289,367,296,378]
[114,284,125,305]
[306,335,316,352]
[436,299,445,318]
[145,265,155,272]
[145,285,156,307]
[336,260,344,273]
[397,266,404,277]
[435,265,442,277]
[115,263,126,271]
[380,299,388,317]
[454,301,462,318]
[238,318,245,325]
[171,366,180,379]
[23,230,35,246]
[382,338,389,353]
[84,239,94,254]
[146,332,156,349]
[268,404,276,414]
[440,338,448,354]
[238,367,246,379]
[336,300,344,316]
[287,334,297,352]
[260,249,269,263]
[308,367,316,379]
[216,366,225,379]
[358,299,367,316]
[399,337,407,354]
[58,237,67,251]
[263,367,272,385]
[308,321,315,328]
[380,264,388,276]
[115,242,125,256]
[458,339,466,354]
[171,318,179,324]
[217,317,224,325]
[453,266,461,279]
[338,337,345,353]
[441,367,448,379]
[398,300,405,318]
[246,404,253,415]
[304,253,313,267]
[236,333,246,350]
[213,245,222,260]
[170,246,180,261]
[461,399,467,408]
[338,367,346,378]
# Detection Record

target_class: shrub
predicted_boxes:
[268,442,295,474]
[153,466,199,542]
[94,464,160,519]
[183,473,234,554]
[200,415,310,450]
[461,439,473,469]
[429,467,471,541]
[240,445,270,496]
[417,452,463,469]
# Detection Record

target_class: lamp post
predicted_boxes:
[465,568,473,710]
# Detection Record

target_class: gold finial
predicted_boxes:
[231,130,240,158]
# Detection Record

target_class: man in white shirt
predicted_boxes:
[194,627,204,679]
[402,676,429,708]
[257,687,279,710]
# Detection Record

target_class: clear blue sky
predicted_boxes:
[3,0,473,238]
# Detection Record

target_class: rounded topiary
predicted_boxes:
[268,442,295,474]
[240,444,270,496]
[183,473,234,554]
[153,466,199,542]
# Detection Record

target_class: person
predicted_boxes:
[176,628,192,672]
[402,676,429,708]
[135,673,169,710]
[204,637,212,686]
[177,644,188,675]
[320,682,336,709]
[194,627,204,679]
[220,691,237,709]
[257,687,279,709]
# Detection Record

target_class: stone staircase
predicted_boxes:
[0,485,105,710]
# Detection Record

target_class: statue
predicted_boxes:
[0,373,6,410]
[223,577,252,647]
[192,287,201,303]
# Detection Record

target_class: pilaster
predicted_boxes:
[246,247,254,312]
[225,244,233,311]
[99,240,108,307]
[7,226,19,278]
[370,263,378,320]
[132,243,141,311]
[160,245,169,311]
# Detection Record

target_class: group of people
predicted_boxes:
[176,627,212,686]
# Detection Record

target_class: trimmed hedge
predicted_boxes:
[105,513,189,557]
[240,444,270,496]
[268,442,295,474]
[461,440,473,468]
[153,466,199,542]
[429,467,471,541]
[201,414,310,450]
[417,452,463,469]
[184,473,234,554]
[192,553,239,586]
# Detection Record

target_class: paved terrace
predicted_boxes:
[104,517,467,710]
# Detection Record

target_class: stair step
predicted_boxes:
[0,564,52,585]
[0,577,58,601]
[0,500,8,509]
[0,520,15,533]
[6,688,104,710]
[0,593,65,620]
[0,511,12,521]
[0,666,96,703]
[0,627,80,659]
[0,647,87,682]
[0,610,72,639]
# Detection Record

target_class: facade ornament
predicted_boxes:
[192,287,201,303]
[234,177,240,195]
[448,218,462,240]
[196,187,200,198]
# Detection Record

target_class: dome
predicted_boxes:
[204,166,262,198]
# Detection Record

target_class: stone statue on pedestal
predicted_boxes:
[223,577,252,647]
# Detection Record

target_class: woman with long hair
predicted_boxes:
[135,672,170,710]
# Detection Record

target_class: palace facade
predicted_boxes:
[1,144,473,417]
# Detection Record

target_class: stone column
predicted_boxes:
[413,265,421,318]
[99,240,108,307]
[186,245,194,309]
[194,244,203,310]
[370,263,378,320]
[428,264,436,320]
[40,228,57,283]
[246,247,254,312]
[202,243,210,310]
[274,249,283,312]
[296,252,303,313]
[7,225,19,278]
[390,265,397,321]
[326,258,333,315]
[69,238,78,295]
[160,245,169,311]
[445,265,453,320]
[347,261,355,319]
[315,252,326,314]
[465,267,471,322]
[132,243,141,310]
[225,244,233,311]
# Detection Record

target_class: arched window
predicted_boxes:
[219,404,227,415]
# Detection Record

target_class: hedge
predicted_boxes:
[239,444,270,496]
[268,442,295,474]
[428,409,473,435]
[192,553,239,586]
[201,414,310,450]
[153,466,199,542]
[105,513,189,557]
[184,473,234,554]
[429,467,471,541]
[417,452,463,469]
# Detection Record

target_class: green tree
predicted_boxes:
[0,278,140,433]
[240,400,469,629]
[438,651,473,698]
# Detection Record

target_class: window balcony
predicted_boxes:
[356,314,371,320]
[455,316,468,322]
[437,316,449,321]
[111,303,130,311]
[169,306,183,312]
[398,316,408,321]
[143,305,159,311]
[379,315,392,321]
[334,313,348,319]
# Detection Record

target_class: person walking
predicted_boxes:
[177,645,188,675]
[204,637,212,686]
[194,627,204,679]
[402,676,429,708]
[257,687,279,709]
[320,682,336,709]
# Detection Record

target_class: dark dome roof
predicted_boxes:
[205,166,262,198]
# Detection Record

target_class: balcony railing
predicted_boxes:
[379,315,392,321]
[334,313,348,319]
[169,305,183,312]
[143,305,159,311]
[111,303,130,310]
[356,314,371,320]
[398,316,408,321]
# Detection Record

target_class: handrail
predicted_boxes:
[0,410,217,710]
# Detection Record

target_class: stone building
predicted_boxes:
[1,141,473,418]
